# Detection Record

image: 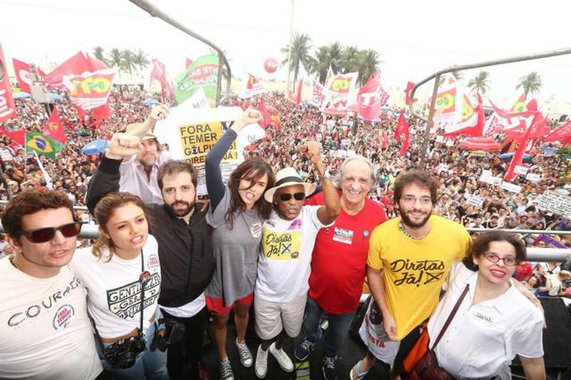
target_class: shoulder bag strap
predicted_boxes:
[432,284,470,349]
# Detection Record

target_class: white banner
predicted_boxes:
[526,173,542,182]
[465,194,485,207]
[536,191,571,219]
[514,165,528,175]
[500,181,522,193]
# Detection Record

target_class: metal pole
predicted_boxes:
[285,0,295,93]
[128,0,232,105]
[407,46,571,167]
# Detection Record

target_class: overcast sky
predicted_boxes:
[2,0,571,104]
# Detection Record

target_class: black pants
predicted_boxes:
[161,306,208,379]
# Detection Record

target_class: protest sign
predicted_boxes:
[154,106,264,194]
[514,165,528,175]
[500,181,522,193]
[535,191,571,219]
[465,194,485,207]
[526,173,541,182]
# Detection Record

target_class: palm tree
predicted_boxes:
[133,49,150,72]
[517,72,542,97]
[326,42,343,75]
[467,71,491,95]
[356,49,381,85]
[121,50,137,77]
[310,46,331,84]
[107,48,123,69]
[281,33,313,91]
[341,45,360,74]
[92,46,105,62]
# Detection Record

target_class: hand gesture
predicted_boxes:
[303,140,323,166]
[148,104,169,122]
[233,108,262,133]
[106,133,142,160]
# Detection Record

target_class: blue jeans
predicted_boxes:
[303,296,355,357]
[97,319,168,380]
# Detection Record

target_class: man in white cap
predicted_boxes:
[253,141,340,379]
[119,105,170,204]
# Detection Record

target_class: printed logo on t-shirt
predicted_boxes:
[147,254,160,270]
[389,259,445,287]
[107,273,161,319]
[251,222,262,238]
[473,311,494,325]
[53,304,75,330]
[262,230,301,260]
[332,227,354,245]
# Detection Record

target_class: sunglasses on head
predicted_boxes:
[20,222,82,243]
[278,192,305,202]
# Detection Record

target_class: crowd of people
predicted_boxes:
[1,86,571,380]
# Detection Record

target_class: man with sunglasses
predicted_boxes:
[0,188,102,379]
[253,141,340,379]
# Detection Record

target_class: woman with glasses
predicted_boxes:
[426,231,545,379]
[204,109,275,380]
[70,192,168,380]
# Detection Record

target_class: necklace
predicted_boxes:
[399,222,429,240]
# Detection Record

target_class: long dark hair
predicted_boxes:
[226,157,275,229]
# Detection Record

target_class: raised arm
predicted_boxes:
[304,141,340,225]
[205,108,262,211]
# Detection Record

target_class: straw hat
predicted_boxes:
[264,167,316,203]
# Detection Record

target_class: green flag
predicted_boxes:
[174,54,219,105]
[25,132,63,159]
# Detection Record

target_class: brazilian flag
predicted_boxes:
[25,132,63,159]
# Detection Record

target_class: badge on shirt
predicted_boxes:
[332,227,354,245]
[148,254,160,270]
[53,304,75,330]
[251,222,262,238]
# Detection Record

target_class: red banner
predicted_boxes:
[62,68,115,110]
[12,58,47,94]
[0,43,17,122]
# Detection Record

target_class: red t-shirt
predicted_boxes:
[306,191,387,313]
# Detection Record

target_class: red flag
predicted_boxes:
[380,130,388,149]
[0,127,26,146]
[405,81,416,105]
[0,43,17,122]
[91,104,111,128]
[43,107,66,142]
[444,94,484,137]
[258,101,275,128]
[544,121,571,145]
[395,111,410,156]
[296,79,303,105]
[352,72,382,121]
[73,103,86,124]
[504,115,536,181]
[151,59,170,103]
[45,51,107,86]
[12,58,47,94]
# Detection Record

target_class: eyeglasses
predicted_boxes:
[278,192,305,202]
[401,195,432,205]
[482,251,518,266]
[20,222,82,243]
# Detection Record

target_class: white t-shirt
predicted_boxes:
[70,235,162,339]
[255,206,330,303]
[0,257,102,380]
[428,262,544,379]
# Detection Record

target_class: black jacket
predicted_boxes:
[86,156,215,308]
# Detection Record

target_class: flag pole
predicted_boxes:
[285,0,295,93]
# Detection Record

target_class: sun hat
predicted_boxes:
[264,167,317,203]
[126,123,157,141]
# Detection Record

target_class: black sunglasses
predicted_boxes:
[278,192,305,202]
[20,222,82,243]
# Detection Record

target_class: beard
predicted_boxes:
[166,200,194,217]
[400,209,431,229]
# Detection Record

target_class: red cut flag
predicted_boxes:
[150,59,170,103]
[405,81,416,105]
[352,72,383,121]
[43,107,66,142]
[504,114,536,181]
[0,43,17,122]
[0,127,26,146]
[91,104,111,128]
[45,51,107,86]
[258,101,275,129]
[395,111,410,156]
[13,58,47,94]
[511,93,527,112]
[543,121,571,145]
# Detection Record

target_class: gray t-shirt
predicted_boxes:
[206,187,264,307]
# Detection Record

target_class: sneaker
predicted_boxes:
[322,355,338,380]
[269,342,294,372]
[219,359,234,380]
[294,336,316,361]
[235,339,253,367]
[255,344,268,378]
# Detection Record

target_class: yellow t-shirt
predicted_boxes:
[367,215,471,340]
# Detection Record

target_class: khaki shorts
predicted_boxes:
[254,295,307,340]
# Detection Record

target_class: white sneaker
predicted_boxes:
[269,342,294,372]
[255,344,268,378]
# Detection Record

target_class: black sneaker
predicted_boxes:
[322,355,338,380]
[294,337,316,361]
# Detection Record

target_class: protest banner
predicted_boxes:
[479,171,502,186]
[526,173,541,182]
[465,194,485,207]
[500,181,522,193]
[174,54,219,106]
[0,43,17,122]
[535,190,571,219]
[154,106,264,195]
[514,165,528,175]
[62,68,116,110]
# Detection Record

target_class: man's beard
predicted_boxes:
[166,200,194,217]
[400,209,431,229]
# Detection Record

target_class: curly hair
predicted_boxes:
[393,170,439,206]
[462,231,527,270]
